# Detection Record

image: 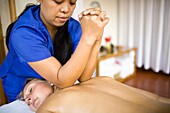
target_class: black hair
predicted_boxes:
[6,3,72,65]
[53,21,72,65]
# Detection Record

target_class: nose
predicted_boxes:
[25,95,33,105]
[60,4,69,14]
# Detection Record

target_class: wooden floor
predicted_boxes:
[123,67,170,98]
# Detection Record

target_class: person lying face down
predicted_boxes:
[18,78,55,111]
[19,77,170,113]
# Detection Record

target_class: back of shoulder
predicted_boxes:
[13,5,43,30]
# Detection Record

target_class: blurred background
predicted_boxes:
[0,0,169,75]
[0,0,170,100]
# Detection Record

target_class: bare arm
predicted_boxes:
[28,10,108,88]
[78,39,101,82]
[28,34,93,88]
[78,11,109,82]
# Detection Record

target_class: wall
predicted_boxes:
[0,0,37,36]
[15,0,37,16]
[0,0,118,45]
[84,0,118,46]
[0,0,11,36]
[0,0,10,54]
[0,0,37,54]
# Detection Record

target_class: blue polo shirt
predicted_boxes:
[0,5,82,102]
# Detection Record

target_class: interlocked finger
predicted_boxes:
[99,11,107,21]
[83,7,101,15]
[79,8,101,19]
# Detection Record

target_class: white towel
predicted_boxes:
[0,100,34,113]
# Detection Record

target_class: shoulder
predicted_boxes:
[13,5,44,31]
[37,89,79,113]
[11,6,48,41]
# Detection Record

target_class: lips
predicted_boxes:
[57,16,69,23]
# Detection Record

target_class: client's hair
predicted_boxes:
[17,78,55,101]
[17,78,35,101]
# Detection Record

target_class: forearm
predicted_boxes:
[28,35,94,89]
[29,9,108,89]
[56,36,94,88]
[78,40,101,82]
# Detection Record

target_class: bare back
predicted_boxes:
[37,77,170,113]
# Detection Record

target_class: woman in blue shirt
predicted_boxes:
[0,0,109,102]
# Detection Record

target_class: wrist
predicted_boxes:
[81,34,96,46]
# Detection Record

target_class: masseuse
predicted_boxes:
[0,0,109,102]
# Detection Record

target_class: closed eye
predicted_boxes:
[70,0,77,5]
[54,0,63,4]
[29,88,33,93]
[70,2,76,5]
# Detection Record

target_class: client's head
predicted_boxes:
[18,78,54,111]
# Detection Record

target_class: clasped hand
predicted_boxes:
[78,8,109,45]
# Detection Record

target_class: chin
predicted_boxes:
[56,23,66,27]
[31,100,42,111]
[54,20,68,27]
[31,106,37,112]
[36,99,44,110]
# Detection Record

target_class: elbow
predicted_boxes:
[78,72,92,83]
[56,82,75,89]
[78,77,91,83]
[53,67,79,88]
[54,75,76,89]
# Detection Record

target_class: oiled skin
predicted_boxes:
[37,77,170,113]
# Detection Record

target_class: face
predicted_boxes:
[23,79,54,111]
[38,0,77,29]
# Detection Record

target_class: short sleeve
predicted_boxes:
[10,26,52,62]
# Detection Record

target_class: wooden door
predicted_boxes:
[0,17,5,64]
[0,16,8,105]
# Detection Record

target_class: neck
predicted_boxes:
[40,12,58,41]
[49,28,58,41]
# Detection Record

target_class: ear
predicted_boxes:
[17,91,25,101]
[48,82,55,87]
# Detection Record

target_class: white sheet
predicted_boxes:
[0,100,34,113]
